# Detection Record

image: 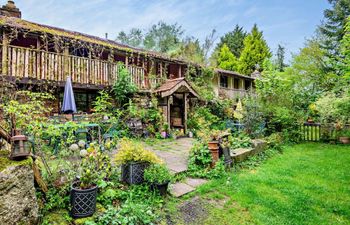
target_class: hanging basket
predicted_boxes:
[70,183,98,218]
[121,162,149,184]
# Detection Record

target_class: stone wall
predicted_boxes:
[0,151,38,225]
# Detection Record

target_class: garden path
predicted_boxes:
[143,137,194,174]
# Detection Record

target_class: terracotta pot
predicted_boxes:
[339,137,350,144]
[208,141,219,166]
[208,141,219,149]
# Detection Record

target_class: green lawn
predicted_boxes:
[174,143,350,225]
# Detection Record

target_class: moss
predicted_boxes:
[42,209,71,225]
[0,150,32,172]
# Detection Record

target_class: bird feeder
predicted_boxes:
[10,134,31,160]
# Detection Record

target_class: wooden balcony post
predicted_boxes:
[2,32,9,75]
[125,56,128,67]
[63,47,69,78]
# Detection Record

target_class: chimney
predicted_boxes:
[0,1,21,18]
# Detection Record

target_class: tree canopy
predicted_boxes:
[319,0,350,55]
[214,25,247,58]
[238,24,271,75]
[217,44,238,71]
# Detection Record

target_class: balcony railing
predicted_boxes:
[219,87,253,99]
[0,45,159,89]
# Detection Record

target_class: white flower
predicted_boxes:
[69,144,79,151]
[78,140,86,148]
[80,149,88,157]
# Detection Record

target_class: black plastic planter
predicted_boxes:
[150,181,169,196]
[70,183,98,218]
[121,162,149,184]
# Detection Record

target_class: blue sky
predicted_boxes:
[13,0,329,62]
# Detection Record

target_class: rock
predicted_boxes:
[0,151,38,225]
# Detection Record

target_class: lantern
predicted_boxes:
[10,134,31,160]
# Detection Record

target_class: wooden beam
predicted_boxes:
[184,93,188,133]
[2,32,9,75]
[167,96,171,129]
[0,126,11,144]
[63,47,69,78]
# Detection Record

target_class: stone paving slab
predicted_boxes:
[170,178,208,197]
[185,178,208,188]
[171,182,195,197]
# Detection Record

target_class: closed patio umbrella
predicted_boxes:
[61,76,77,114]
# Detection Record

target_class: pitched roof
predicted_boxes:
[0,16,189,64]
[215,68,255,80]
[153,77,199,98]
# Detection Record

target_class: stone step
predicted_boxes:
[170,178,208,197]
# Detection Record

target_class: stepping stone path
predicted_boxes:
[170,178,208,197]
[144,138,209,197]
[143,137,194,174]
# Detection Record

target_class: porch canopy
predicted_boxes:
[153,77,199,98]
[153,78,199,133]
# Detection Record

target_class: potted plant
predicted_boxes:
[144,163,172,196]
[338,129,350,144]
[207,130,222,166]
[71,143,112,218]
[71,154,99,218]
[114,138,162,184]
[161,123,169,139]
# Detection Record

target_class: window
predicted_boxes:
[245,80,251,90]
[59,91,97,113]
[234,78,240,89]
[220,75,228,88]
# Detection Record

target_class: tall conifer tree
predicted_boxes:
[238,24,271,75]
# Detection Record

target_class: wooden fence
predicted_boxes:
[301,122,350,142]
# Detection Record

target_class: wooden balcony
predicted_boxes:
[0,45,161,90]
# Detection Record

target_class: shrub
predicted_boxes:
[144,164,172,184]
[228,133,252,149]
[114,138,162,166]
[112,63,138,107]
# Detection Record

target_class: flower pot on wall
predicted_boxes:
[208,141,219,166]
[70,183,98,218]
[121,162,149,184]
[339,137,350,144]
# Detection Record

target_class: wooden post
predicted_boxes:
[125,56,128,67]
[160,62,163,78]
[178,65,182,78]
[167,96,171,129]
[2,32,9,75]
[63,47,69,78]
[184,93,188,133]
